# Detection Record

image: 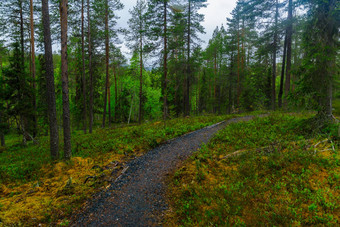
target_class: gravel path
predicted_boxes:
[72,116,258,226]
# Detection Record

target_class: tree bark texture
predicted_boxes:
[60,0,72,159]
[30,0,37,137]
[278,32,287,108]
[114,66,118,122]
[41,0,59,160]
[81,0,87,133]
[87,0,94,133]
[284,0,293,107]
[139,19,143,124]
[163,1,168,123]
[185,0,191,116]
[271,0,279,111]
[102,0,109,128]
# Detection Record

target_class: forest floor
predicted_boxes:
[70,116,262,226]
[0,115,235,226]
[1,112,338,226]
[166,113,339,226]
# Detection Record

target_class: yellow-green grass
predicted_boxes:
[166,113,339,226]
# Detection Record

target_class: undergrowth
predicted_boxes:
[166,113,339,226]
[0,115,228,226]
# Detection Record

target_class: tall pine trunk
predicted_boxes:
[139,21,143,124]
[19,0,28,143]
[214,50,217,113]
[163,0,168,124]
[318,0,336,119]
[87,0,94,133]
[278,32,287,108]
[30,0,37,137]
[114,65,118,122]
[185,0,191,116]
[60,0,72,160]
[81,0,87,133]
[284,0,293,107]
[108,79,111,125]
[102,0,109,128]
[237,22,241,108]
[271,0,279,111]
[41,0,59,160]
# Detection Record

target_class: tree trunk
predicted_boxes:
[30,0,37,137]
[278,32,287,108]
[114,65,118,122]
[19,0,29,142]
[271,0,279,111]
[102,0,109,128]
[42,0,59,160]
[81,0,87,133]
[318,0,336,119]
[214,50,217,113]
[284,0,293,107]
[108,76,111,126]
[60,0,72,160]
[128,94,133,124]
[237,23,241,108]
[19,1,25,70]
[163,1,168,124]
[139,15,143,124]
[87,0,93,133]
[185,0,191,116]
[197,70,200,115]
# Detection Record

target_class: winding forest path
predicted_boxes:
[72,116,258,226]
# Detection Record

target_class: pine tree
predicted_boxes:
[88,0,94,133]
[298,0,339,121]
[148,0,172,123]
[81,0,87,133]
[101,0,123,128]
[126,0,149,124]
[29,0,37,137]
[60,0,72,160]
[41,0,59,160]
[184,0,206,116]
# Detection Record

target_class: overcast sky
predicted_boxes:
[117,0,237,58]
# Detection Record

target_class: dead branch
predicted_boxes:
[84,175,97,184]
[219,139,316,160]
[114,166,129,183]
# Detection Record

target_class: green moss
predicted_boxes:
[167,114,340,226]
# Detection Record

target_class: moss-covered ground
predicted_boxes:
[0,115,229,226]
[166,113,339,226]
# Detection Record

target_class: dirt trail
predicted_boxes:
[72,116,258,226]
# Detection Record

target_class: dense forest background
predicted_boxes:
[0,0,339,159]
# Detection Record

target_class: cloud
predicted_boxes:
[199,0,237,47]
[116,0,237,58]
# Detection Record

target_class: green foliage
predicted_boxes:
[0,115,227,184]
[167,114,340,226]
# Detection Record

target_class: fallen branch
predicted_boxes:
[219,139,315,160]
[84,175,97,184]
[114,166,129,183]
[219,149,249,160]
[313,138,336,154]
